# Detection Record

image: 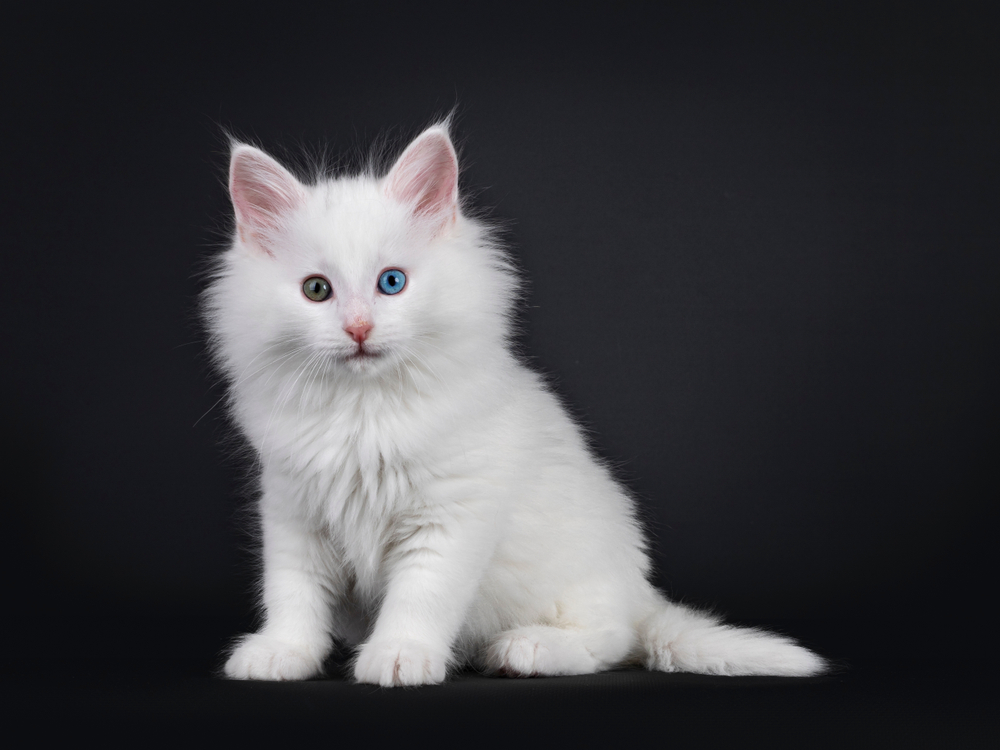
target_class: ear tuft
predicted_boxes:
[385,127,458,222]
[229,145,304,238]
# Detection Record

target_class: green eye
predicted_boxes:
[302,276,332,301]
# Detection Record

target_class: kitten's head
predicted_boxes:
[208,125,515,388]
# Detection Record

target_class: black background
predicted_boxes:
[2,1,996,744]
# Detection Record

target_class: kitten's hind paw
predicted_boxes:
[353,638,448,687]
[223,633,326,681]
[485,625,603,677]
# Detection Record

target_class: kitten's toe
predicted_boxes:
[224,633,325,681]
[353,639,448,687]
[492,633,543,676]
[486,625,604,677]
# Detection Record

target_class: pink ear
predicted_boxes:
[385,127,458,222]
[229,145,304,239]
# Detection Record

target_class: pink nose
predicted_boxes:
[345,322,373,343]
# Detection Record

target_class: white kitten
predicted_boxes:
[206,122,825,685]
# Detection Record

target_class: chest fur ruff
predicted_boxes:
[253,389,437,595]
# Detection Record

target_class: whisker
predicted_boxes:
[261,349,326,466]
[193,341,306,428]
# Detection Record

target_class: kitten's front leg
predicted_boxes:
[224,488,343,680]
[354,495,496,687]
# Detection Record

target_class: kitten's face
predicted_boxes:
[225,128,465,379]
[252,183,444,377]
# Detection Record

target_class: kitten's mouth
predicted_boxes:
[347,345,382,361]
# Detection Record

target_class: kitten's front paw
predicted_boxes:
[224,633,325,681]
[353,638,448,687]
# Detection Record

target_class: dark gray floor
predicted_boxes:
[4,652,994,747]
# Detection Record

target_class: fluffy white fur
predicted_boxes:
[206,123,825,685]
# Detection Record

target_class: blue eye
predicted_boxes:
[378,269,406,295]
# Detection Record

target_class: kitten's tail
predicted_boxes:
[637,596,826,677]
